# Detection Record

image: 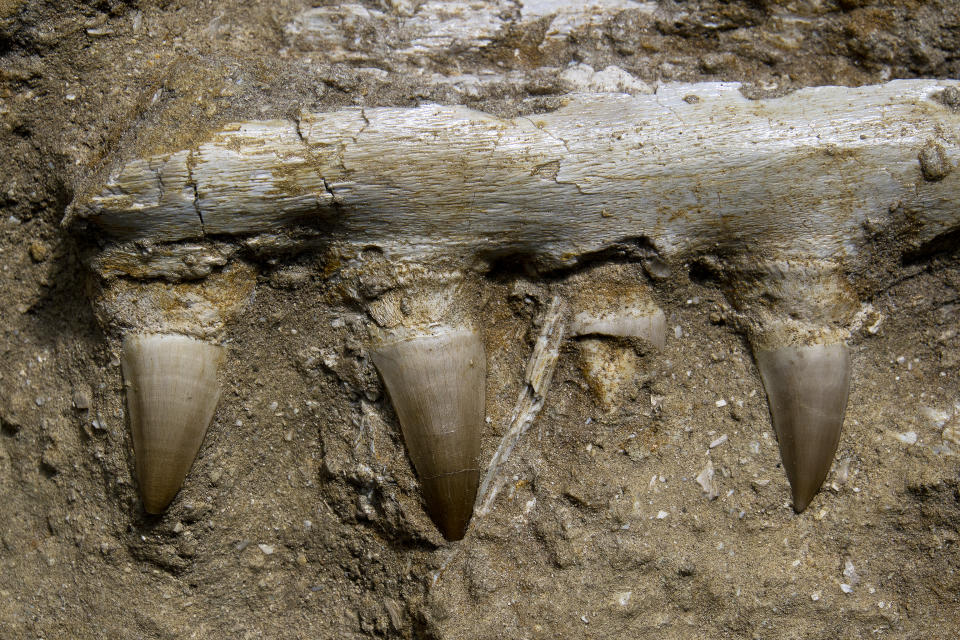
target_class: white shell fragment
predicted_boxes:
[74,80,960,274]
[121,334,225,514]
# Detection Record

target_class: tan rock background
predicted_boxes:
[1,1,959,638]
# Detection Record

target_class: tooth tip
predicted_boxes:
[755,343,850,515]
[791,490,815,514]
[143,502,168,516]
[422,470,479,541]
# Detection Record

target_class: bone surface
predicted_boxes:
[121,334,225,514]
[754,343,851,513]
[371,327,486,540]
[74,80,960,275]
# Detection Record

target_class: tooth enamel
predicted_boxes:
[720,259,857,512]
[371,326,486,541]
[754,343,851,513]
[121,334,225,514]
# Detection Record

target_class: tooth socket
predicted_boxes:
[754,343,850,513]
[371,328,485,541]
[121,334,224,514]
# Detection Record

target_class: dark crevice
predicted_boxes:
[483,235,661,282]
[903,227,960,264]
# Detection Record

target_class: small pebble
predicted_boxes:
[843,559,860,585]
[709,434,728,449]
[897,431,917,445]
[656,510,669,519]
[695,460,718,500]
[72,390,90,410]
[840,583,853,594]
[258,544,275,555]
[715,399,727,408]
[28,242,49,262]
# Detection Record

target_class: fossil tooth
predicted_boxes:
[754,343,850,513]
[371,326,485,541]
[121,333,225,514]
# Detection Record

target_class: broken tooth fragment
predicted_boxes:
[567,270,666,411]
[370,326,485,541]
[754,343,851,513]
[121,333,225,514]
[568,305,666,347]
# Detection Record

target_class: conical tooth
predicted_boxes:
[121,333,225,514]
[754,343,850,513]
[371,327,485,541]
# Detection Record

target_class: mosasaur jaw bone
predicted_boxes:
[70,80,960,516]
[754,344,851,513]
[121,334,225,514]
[72,80,960,273]
[370,326,486,541]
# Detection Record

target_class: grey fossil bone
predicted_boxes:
[73,80,959,274]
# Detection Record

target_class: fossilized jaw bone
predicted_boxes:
[370,326,486,541]
[72,80,960,275]
[121,334,225,514]
[754,344,851,513]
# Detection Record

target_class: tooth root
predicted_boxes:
[121,334,225,514]
[754,343,850,513]
[371,327,485,541]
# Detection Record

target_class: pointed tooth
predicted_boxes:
[371,327,485,541]
[754,343,850,513]
[121,334,224,514]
